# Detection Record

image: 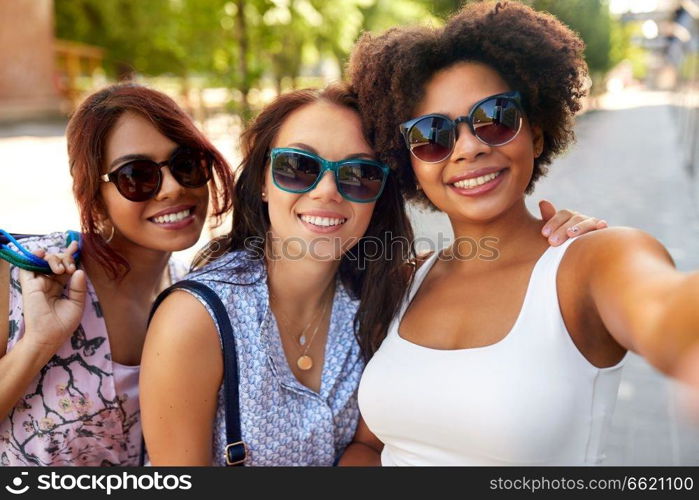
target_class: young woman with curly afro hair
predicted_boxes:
[345,1,699,465]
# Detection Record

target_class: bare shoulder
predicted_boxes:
[563,226,673,269]
[141,289,223,406]
[144,290,221,360]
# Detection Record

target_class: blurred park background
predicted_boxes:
[1,0,699,464]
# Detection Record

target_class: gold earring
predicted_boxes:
[104,225,115,244]
[99,220,115,243]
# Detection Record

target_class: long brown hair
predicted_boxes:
[67,82,235,280]
[194,84,415,359]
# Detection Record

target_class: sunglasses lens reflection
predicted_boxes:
[472,97,522,146]
[112,148,211,202]
[406,96,522,162]
[170,150,211,188]
[408,116,454,163]
[272,151,387,202]
[115,161,161,201]
[337,162,385,201]
[272,152,321,192]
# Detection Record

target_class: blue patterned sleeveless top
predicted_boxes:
[183,250,364,466]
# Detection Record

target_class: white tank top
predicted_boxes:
[358,238,626,465]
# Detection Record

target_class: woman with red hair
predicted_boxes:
[0,83,234,465]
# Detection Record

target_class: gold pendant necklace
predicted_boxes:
[270,285,333,372]
[293,297,329,371]
[297,354,314,371]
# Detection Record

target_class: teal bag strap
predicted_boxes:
[0,230,81,274]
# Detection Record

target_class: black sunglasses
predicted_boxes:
[399,91,524,163]
[101,147,212,202]
[270,147,389,203]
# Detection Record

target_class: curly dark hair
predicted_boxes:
[348,1,588,207]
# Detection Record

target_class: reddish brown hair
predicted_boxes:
[66,82,234,279]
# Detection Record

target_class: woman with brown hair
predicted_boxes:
[347,1,699,465]
[140,84,413,466]
[0,82,234,465]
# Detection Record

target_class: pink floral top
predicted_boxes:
[0,232,184,466]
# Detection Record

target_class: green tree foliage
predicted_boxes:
[530,0,615,75]
[55,0,437,80]
[429,1,625,78]
[54,0,225,78]
[54,0,624,111]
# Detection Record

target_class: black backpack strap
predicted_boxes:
[146,279,246,466]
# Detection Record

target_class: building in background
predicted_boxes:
[0,0,62,121]
[0,0,105,122]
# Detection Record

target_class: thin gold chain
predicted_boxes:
[269,282,334,354]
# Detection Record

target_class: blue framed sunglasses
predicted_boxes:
[399,91,524,163]
[270,148,389,203]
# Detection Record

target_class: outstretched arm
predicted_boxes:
[140,291,222,465]
[580,228,699,378]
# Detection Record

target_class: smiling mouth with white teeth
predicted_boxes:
[299,215,347,227]
[149,207,194,225]
[451,170,504,189]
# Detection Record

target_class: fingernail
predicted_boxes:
[551,236,560,244]
[68,263,76,271]
[569,226,580,233]
[542,227,551,236]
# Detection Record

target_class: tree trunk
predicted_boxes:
[235,0,251,121]
[275,76,282,96]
